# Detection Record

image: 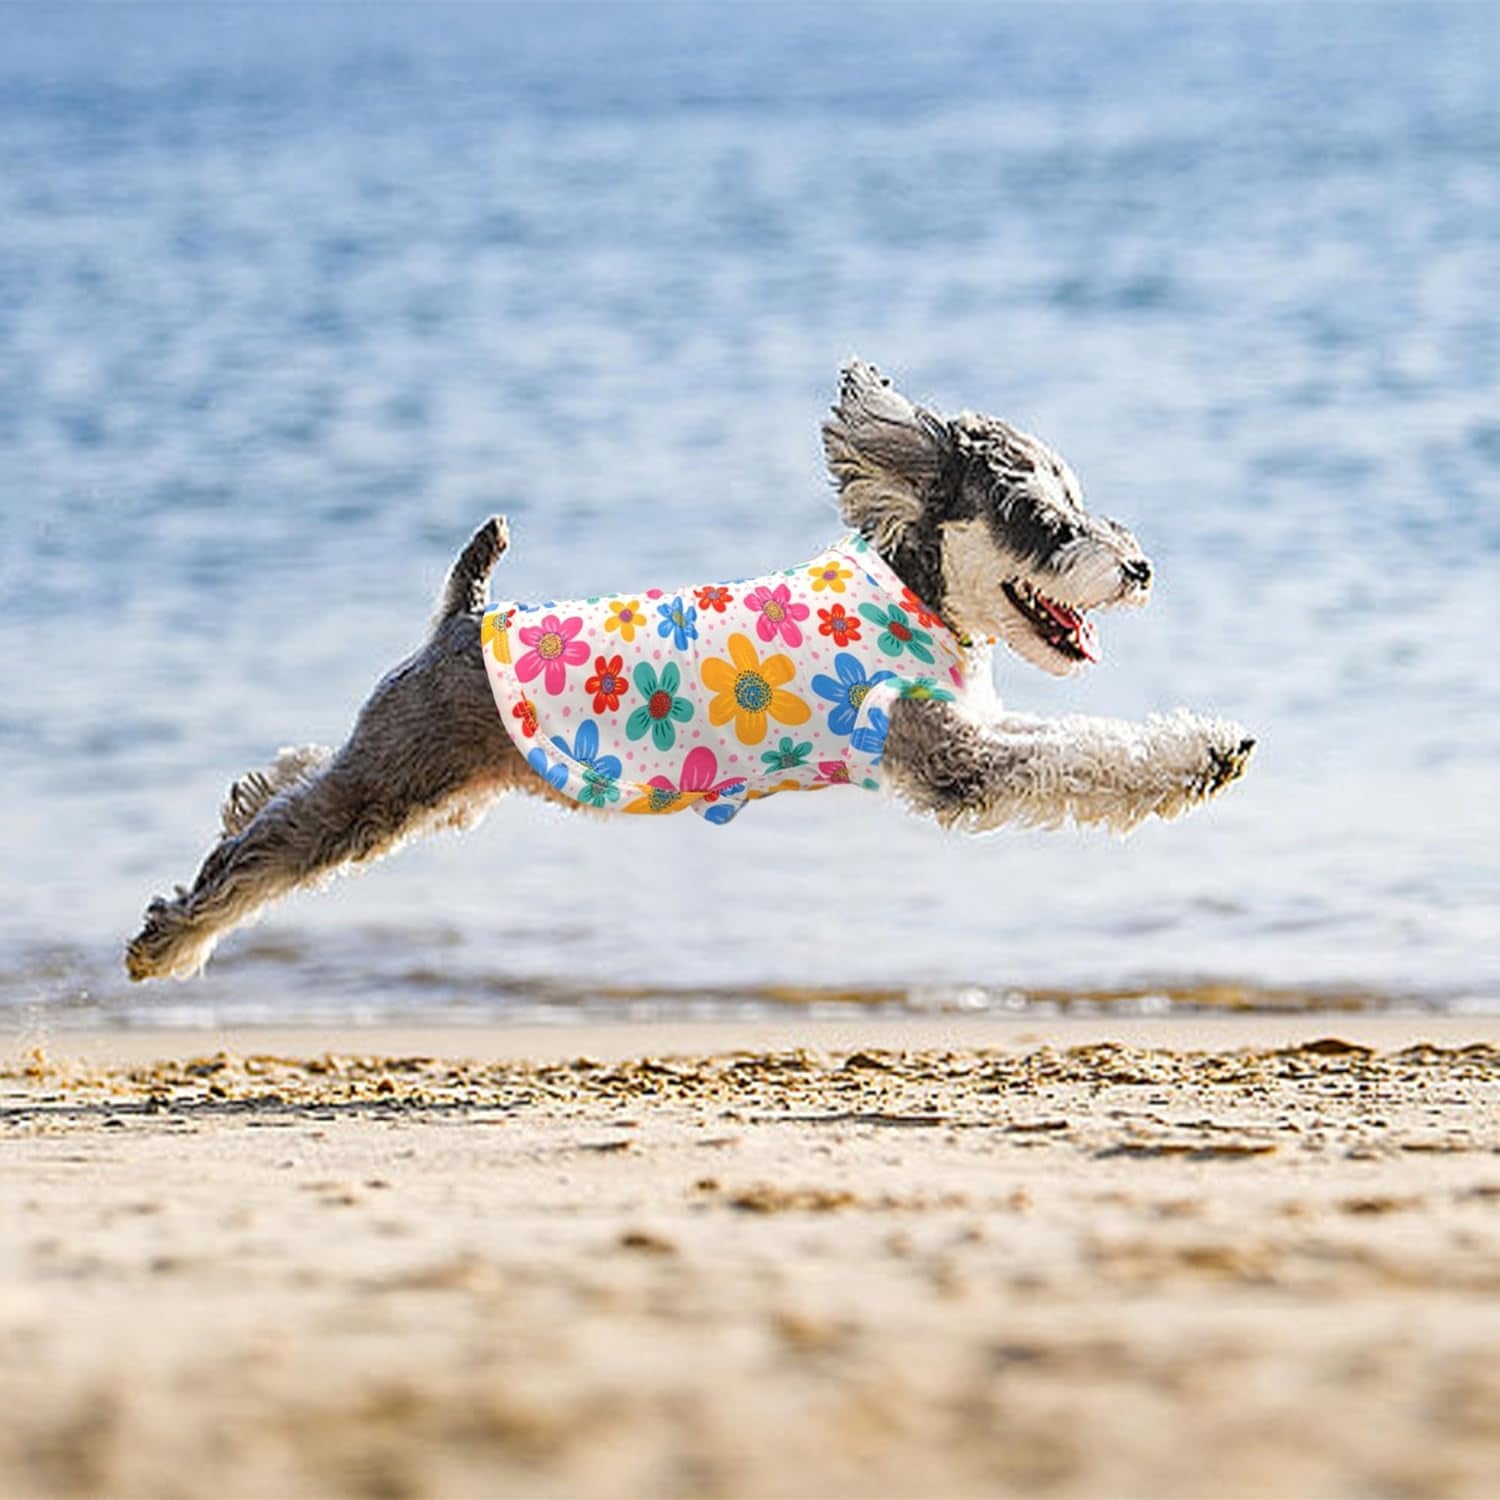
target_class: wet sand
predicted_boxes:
[3,1017,1498,1498]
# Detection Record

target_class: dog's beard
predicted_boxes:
[942,520,1142,678]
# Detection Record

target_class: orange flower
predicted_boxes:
[816,603,861,647]
[700,633,810,746]
[584,654,628,714]
[900,587,944,631]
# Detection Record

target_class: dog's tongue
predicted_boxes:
[1038,596,1100,663]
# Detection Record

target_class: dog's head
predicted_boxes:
[822,359,1152,676]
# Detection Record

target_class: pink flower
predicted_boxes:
[623,745,746,817]
[514,614,590,694]
[743,583,810,647]
[815,759,853,785]
[679,746,746,806]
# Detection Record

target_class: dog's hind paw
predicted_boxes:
[124,891,215,982]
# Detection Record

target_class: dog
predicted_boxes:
[126,360,1254,982]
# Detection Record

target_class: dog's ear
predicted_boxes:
[822,359,952,547]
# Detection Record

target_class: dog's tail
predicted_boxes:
[435,515,510,626]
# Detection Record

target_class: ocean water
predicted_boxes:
[2,1,1496,1029]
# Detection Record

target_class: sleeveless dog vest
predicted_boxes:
[481,536,967,824]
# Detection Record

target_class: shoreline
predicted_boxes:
[11,1009,1500,1068]
[4,1015,1498,1497]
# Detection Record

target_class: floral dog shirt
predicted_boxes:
[480,536,968,824]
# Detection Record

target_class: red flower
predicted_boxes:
[900,588,943,631]
[695,585,733,613]
[816,603,862,647]
[585,654,628,714]
[512,697,539,737]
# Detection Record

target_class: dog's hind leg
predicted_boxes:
[126,596,528,982]
[881,697,1254,834]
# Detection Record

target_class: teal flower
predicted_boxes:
[899,677,955,703]
[760,736,813,772]
[857,603,936,664]
[577,768,621,808]
[626,660,694,751]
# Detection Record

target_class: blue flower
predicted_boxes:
[526,747,568,791]
[656,595,698,650]
[811,652,895,737]
[549,719,622,781]
[851,706,890,765]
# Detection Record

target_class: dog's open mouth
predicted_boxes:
[1002,579,1100,663]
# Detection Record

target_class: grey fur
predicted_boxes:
[126,367,1253,982]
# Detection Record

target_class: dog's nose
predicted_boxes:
[1122,557,1152,587]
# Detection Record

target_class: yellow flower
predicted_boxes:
[701,633,810,746]
[622,784,690,816]
[481,607,513,663]
[603,598,646,642]
[808,561,852,593]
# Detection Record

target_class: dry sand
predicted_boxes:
[2,1016,1498,1499]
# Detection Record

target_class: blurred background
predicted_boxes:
[1,1,1496,1029]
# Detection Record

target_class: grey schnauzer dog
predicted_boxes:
[126,360,1253,982]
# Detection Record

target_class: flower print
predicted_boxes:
[760,736,812,772]
[743,583,810,648]
[899,677,955,703]
[815,759,853,786]
[899,587,944,631]
[603,598,647,643]
[511,696,539,738]
[680,746,746,813]
[851,706,890,764]
[748,777,827,801]
[857,603,936,664]
[656,595,699,651]
[577,768,621,808]
[695,584,733,613]
[623,782,688,816]
[816,603,862,647]
[585,654,629,714]
[811,652,896,737]
[525,746,568,792]
[808,560,852,593]
[701,633,811,746]
[623,746,744,816]
[514,614,590,694]
[547,719,623,782]
[481,607,514,664]
[625,660,694,751]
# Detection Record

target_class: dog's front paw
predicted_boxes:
[1179,720,1255,805]
[1203,734,1256,797]
[1137,713,1255,822]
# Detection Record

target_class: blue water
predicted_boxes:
[2,2,1497,1028]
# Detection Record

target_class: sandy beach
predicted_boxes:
[3,1015,1498,1499]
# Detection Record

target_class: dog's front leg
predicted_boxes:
[881,697,1253,834]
